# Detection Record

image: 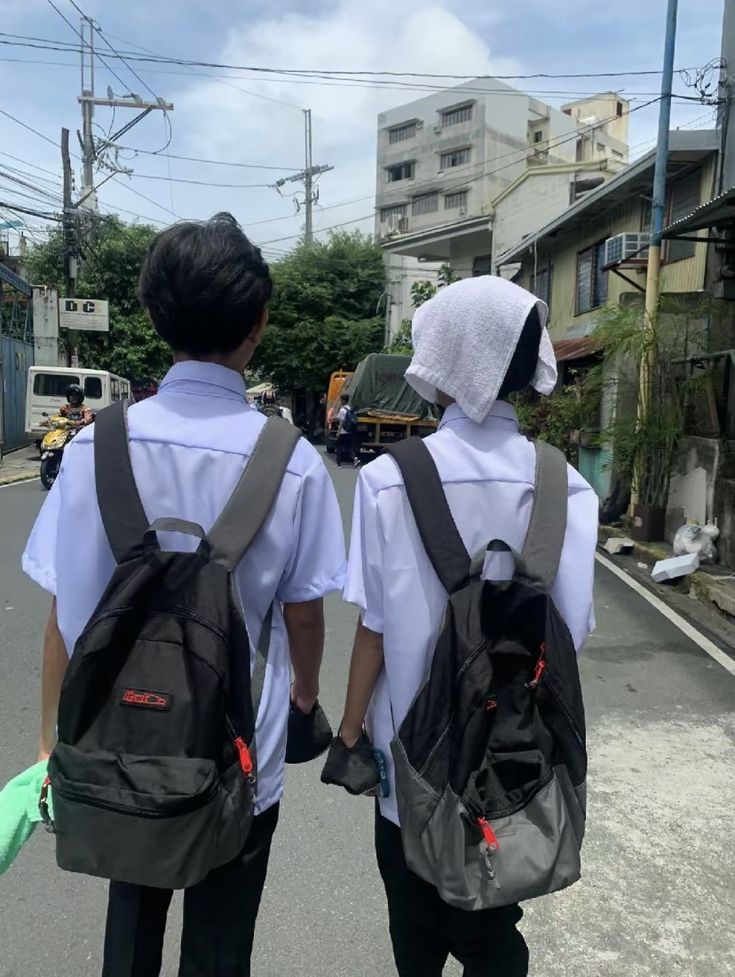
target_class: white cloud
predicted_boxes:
[158,0,522,248]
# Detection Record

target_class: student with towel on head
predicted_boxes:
[323,275,598,977]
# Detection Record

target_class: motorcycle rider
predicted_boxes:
[59,384,94,427]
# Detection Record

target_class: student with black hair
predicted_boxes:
[324,276,597,977]
[23,213,344,976]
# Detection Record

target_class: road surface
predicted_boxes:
[1,460,733,977]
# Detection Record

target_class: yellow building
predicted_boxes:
[497,130,719,344]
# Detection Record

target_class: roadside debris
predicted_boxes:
[651,554,700,584]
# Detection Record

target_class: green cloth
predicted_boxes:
[0,760,52,875]
[343,354,438,420]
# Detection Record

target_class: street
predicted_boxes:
[1,460,734,977]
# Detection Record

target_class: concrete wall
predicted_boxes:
[666,436,721,539]
[492,170,574,269]
[384,255,440,341]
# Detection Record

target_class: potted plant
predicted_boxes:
[594,298,705,542]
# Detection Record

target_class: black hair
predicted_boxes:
[139,212,272,356]
[498,305,542,398]
[341,393,349,403]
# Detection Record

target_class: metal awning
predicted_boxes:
[661,186,735,238]
[553,337,600,362]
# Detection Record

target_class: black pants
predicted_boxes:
[375,811,529,977]
[102,804,279,977]
[336,433,356,465]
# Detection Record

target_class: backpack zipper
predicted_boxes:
[52,777,219,819]
[417,638,487,778]
[78,605,229,645]
[541,672,585,753]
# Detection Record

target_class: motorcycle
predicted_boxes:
[39,414,77,489]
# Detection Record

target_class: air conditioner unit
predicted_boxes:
[433,124,443,135]
[416,119,424,130]
[604,232,649,267]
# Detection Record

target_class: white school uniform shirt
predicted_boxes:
[23,361,346,814]
[344,401,598,825]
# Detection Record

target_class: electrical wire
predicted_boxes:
[43,0,132,94]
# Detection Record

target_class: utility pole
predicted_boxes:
[61,127,79,368]
[718,0,735,194]
[77,15,173,215]
[275,110,333,244]
[639,0,679,415]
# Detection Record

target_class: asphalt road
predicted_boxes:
[1,459,734,977]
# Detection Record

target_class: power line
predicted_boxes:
[43,0,132,94]
[259,213,374,245]
[126,172,275,189]
[115,147,300,172]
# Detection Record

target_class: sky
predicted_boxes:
[0,0,726,261]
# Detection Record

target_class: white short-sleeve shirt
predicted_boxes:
[23,361,346,814]
[344,401,598,825]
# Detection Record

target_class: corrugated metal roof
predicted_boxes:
[553,337,600,362]
[662,186,735,237]
[497,130,719,265]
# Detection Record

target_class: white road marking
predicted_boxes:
[0,477,38,489]
[596,551,735,678]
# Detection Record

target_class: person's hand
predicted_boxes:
[338,723,362,749]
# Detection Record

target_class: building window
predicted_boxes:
[441,103,473,127]
[533,130,544,144]
[473,256,492,276]
[386,161,415,182]
[612,148,624,159]
[412,192,439,216]
[380,203,407,223]
[576,242,608,314]
[439,147,471,169]
[388,122,417,144]
[444,190,468,210]
[532,264,552,310]
[616,101,624,117]
[596,142,605,153]
[665,169,701,263]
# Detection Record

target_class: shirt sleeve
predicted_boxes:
[343,470,384,634]
[22,468,64,596]
[277,455,346,603]
[552,480,599,653]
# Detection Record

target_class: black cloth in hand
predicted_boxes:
[321,732,380,796]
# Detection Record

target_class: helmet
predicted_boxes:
[66,384,84,406]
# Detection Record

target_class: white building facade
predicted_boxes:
[375,81,630,339]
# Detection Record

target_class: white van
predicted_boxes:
[26,366,133,443]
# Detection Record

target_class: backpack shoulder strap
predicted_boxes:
[206,416,301,572]
[94,400,149,564]
[520,440,569,592]
[385,438,470,595]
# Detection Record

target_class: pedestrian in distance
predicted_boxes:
[335,392,360,468]
[323,275,597,977]
[22,212,344,977]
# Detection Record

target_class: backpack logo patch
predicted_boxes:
[120,688,172,711]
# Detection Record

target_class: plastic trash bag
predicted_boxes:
[672,523,720,564]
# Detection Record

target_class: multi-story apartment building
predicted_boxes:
[375,80,630,337]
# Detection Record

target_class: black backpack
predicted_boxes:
[47,401,299,889]
[384,437,587,911]
[342,406,358,434]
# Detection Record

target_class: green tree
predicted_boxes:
[255,231,386,392]
[26,217,170,384]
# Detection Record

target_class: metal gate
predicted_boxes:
[0,262,34,454]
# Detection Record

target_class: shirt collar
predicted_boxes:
[438,400,518,431]
[158,361,247,402]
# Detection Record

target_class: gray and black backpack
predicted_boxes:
[385,437,587,911]
[47,400,299,889]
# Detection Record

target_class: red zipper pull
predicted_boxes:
[477,817,499,852]
[528,642,547,689]
[234,736,253,776]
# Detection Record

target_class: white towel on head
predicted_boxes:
[406,275,558,424]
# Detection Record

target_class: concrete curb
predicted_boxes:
[0,469,37,486]
[598,526,735,620]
